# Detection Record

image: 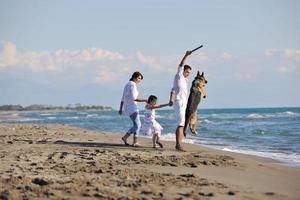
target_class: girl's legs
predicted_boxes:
[156,134,163,148]
[152,134,157,148]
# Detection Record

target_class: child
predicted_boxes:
[140,95,171,148]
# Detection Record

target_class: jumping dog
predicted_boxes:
[184,71,207,137]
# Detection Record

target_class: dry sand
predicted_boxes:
[0,123,299,200]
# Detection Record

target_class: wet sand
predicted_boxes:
[0,123,299,200]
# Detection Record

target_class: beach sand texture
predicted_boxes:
[0,124,299,200]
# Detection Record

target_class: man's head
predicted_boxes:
[183,65,192,78]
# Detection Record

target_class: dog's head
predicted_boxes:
[193,71,207,88]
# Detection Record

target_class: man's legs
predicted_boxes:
[176,126,185,151]
[174,100,186,151]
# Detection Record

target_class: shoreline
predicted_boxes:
[0,109,113,114]
[1,123,300,199]
[0,111,299,168]
[138,134,295,168]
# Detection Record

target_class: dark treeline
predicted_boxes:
[0,104,113,111]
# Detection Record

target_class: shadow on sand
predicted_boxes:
[37,140,157,151]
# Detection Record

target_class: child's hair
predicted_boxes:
[147,95,157,103]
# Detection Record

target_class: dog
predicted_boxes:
[184,71,207,137]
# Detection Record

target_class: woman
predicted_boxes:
[119,71,147,146]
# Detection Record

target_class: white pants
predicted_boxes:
[174,100,187,126]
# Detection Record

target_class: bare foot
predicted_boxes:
[175,144,186,152]
[132,143,141,147]
[156,141,163,148]
[122,137,129,146]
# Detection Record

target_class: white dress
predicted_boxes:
[140,106,163,137]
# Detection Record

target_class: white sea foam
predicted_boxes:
[160,133,195,144]
[203,119,212,124]
[221,147,300,167]
[47,117,57,120]
[40,113,54,116]
[65,116,80,119]
[283,111,300,117]
[18,118,42,122]
[86,114,98,118]
[246,111,300,119]
[78,112,88,115]
[247,113,264,118]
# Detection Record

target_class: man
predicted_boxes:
[169,50,192,151]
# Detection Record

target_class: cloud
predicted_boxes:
[265,48,300,73]
[135,51,173,72]
[93,65,131,84]
[220,52,233,60]
[0,42,125,72]
[4,41,298,88]
[0,41,17,68]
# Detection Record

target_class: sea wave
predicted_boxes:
[160,132,195,144]
[247,113,264,118]
[78,112,88,115]
[222,147,300,167]
[86,114,99,118]
[65,116,80,119]
[283,111,300,116]
[247,111,300,119]
[40,113,55,116]
[18,118,43,122]
[47,117,57,120]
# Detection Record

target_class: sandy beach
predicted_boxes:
[0,123,299,200]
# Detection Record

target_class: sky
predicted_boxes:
[0,0,299,109]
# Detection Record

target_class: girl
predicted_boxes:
[141,95,171,148]
[119,71,147,147]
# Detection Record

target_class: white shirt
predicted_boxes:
[171,65,188,104]
[144,106,156,123]
[121,81,139,116]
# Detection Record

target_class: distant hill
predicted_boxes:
[0,104,113,111]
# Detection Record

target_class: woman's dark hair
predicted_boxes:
[130,71,143,81]
[147,95,157,103]
[184,64,192,71]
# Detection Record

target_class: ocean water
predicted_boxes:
[1,107,300,167]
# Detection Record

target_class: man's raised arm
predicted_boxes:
[179,50,192,66]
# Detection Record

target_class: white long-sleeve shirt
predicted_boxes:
[171,65,188,104]
[121,81,139,116]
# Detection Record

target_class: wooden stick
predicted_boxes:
[191,45,203,53]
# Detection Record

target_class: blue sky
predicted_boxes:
[0,0,299,109]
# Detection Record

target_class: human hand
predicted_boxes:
[168,101,173,106]
[185,51,192,56]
